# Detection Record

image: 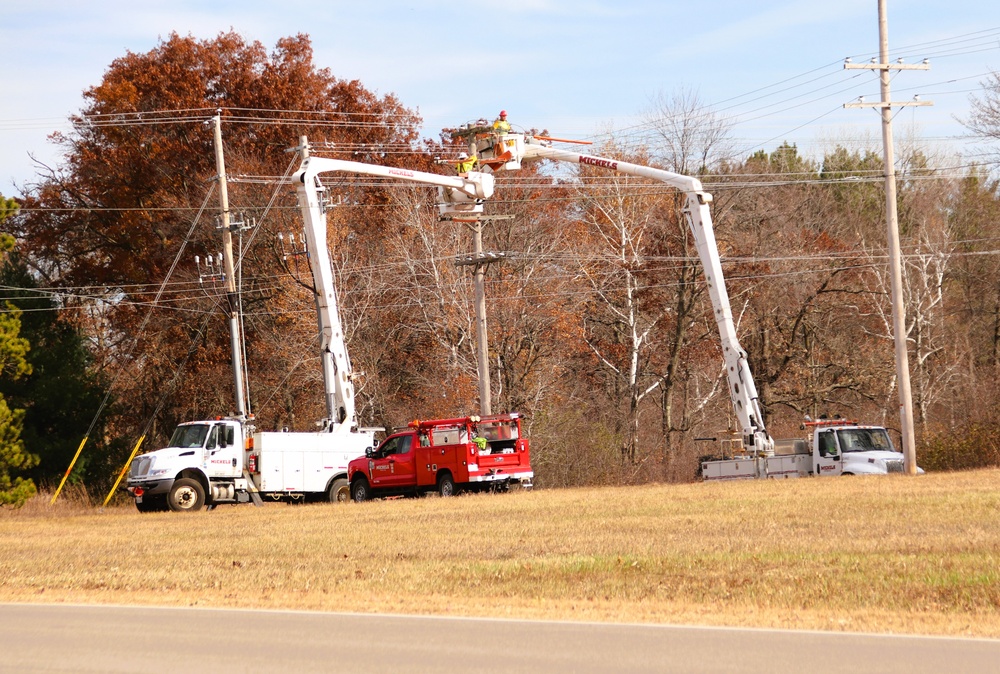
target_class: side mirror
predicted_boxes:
[365,448,374,459]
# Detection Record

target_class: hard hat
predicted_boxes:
[499,110,507,118]
[458,152,469,159]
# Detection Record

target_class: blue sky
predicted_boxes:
[3,0,1000,197]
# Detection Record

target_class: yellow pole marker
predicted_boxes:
[50,436,88,504]
[102,434,146,508]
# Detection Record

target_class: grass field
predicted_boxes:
[1,470,998,637]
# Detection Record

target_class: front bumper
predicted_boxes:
[126,479,174,499]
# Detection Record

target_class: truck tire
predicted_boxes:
[329,477,350,503]
[437,473,456,498]
[351,477,371,503]
[167,478,206,512]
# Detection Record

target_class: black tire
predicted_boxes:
[329,477,350,503]
[437,473,456,498]
[135,495,167,513]
[167,477,206,512]
[351,477,371,503]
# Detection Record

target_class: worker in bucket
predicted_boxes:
[455,151,478,175]
[492,110,511,133]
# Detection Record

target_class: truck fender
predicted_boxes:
[177,468,210,493]
[325,472,348,492]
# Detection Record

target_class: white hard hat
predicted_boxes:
[458,152,469,159]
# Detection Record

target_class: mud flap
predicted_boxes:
[242,470,264,507]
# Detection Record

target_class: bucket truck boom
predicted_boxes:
[468,128,771,454]
[292,153,495,432]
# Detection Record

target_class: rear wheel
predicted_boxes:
[437,473,456,498]
[167,478,206,512]
[351,477,371,503]
[329,477,350,503]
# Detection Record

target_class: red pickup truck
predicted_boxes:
[348,413,533,501]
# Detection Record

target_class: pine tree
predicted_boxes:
[0,195,38,506]
[0,251,110,492]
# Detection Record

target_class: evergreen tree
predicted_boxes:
[0,251,110,492]
[0,196,38,506]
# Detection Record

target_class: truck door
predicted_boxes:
[814,429,843,477]
[205,422,241,478]
[369,434,416,488]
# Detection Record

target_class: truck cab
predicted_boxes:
[126,419,246,512]
[810,423,917,476]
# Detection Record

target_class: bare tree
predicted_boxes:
[964,71,1000,141]
[643,87,736,175]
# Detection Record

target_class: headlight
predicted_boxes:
[147,468,170,478]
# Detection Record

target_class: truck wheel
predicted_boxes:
[329,477,350,503]
[437,473,456,498]
[351,477,371,503]
[167,478,206,512]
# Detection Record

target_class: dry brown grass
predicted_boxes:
[2,470,998,637]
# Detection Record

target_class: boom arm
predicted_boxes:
[513,136,772,452]
[293,155,494,432]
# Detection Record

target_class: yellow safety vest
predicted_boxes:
[457,155,478,173]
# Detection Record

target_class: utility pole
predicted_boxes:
[452,217,494,416]
[212,111,247,419]
[454,217,511,417]
[472,220,492,416]
[844,0,931,475]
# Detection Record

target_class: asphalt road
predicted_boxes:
[1,603,998,673]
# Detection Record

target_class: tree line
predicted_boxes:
[3,32,1000,505]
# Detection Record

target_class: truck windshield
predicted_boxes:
[836,428,894,453]
[168,424,210,449]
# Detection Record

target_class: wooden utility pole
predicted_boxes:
[453,219,494,416]
[213,111,247,418]
[844,0,931,475]
[472,220,492,416]
[454,216,511,417]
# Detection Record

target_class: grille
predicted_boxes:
[130,456,153,478]
[885,459,904,473]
